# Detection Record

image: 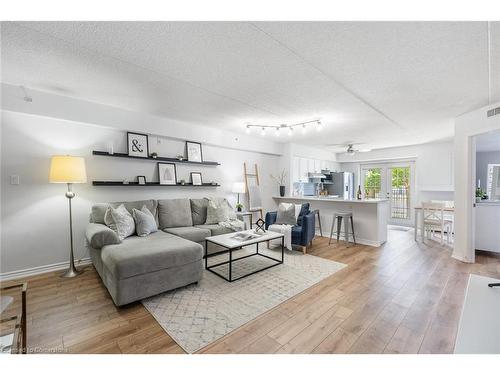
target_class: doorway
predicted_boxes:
[361,161,415,226]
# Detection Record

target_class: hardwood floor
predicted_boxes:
[2,228,499,354]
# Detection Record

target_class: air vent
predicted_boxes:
[487,107,500,117]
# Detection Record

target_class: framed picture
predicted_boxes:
[185,141,203,162]
[137,176,146,185]
[157,162,177,185]
[191,172,203,186]
[127,132,149,158]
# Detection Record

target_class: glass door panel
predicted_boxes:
[363,168,383,199]
[389,166,412,225]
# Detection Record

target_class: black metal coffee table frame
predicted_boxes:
[205,235,284,282]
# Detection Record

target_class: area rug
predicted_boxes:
[142,245,346,353]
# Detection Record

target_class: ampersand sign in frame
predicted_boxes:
[127,132,149,158]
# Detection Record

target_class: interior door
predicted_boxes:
[361,162,414,226]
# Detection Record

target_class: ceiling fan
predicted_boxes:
[325,143,371,156]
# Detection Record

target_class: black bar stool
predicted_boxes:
[329,211,356,247]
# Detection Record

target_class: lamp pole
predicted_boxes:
[62,182,82,278]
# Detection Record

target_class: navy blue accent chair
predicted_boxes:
[265,203,316,253]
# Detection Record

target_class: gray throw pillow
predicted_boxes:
[132,206,158,237]
[205,198,236,224]
[104,204,135,240]
[275,203,297,225]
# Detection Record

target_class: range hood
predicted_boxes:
[308,172,327,179]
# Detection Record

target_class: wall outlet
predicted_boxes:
[10,175,20,185]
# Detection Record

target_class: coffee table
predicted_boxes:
[204,230,285,282]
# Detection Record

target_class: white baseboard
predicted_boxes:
[0,258,92,282]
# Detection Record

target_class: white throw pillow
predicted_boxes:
[104,204,135,240]
[132,205,158,237]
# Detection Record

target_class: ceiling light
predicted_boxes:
[275,127,280,137]
[245,125,251,134]
[316,121,323,132]
[288,127,293,136]
[261,127,266,136]
[302,124,307,134]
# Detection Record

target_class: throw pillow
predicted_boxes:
[132,206,158,237]
[205,198,235,224]
[104,204,135,240]
[275,202,297,225]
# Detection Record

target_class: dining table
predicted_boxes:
[414,206,455,241]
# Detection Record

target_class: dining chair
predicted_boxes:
[422,201,453,245]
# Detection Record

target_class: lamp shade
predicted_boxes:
[49,156,87,183]
[232,182,246,194]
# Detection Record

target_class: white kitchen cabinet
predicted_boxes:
[299,157,309,181]
[314,159,321,173]
[475,203,500,253]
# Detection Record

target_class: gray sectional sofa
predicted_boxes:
[85,198,235,306]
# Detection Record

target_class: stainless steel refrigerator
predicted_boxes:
[327,172,355,200]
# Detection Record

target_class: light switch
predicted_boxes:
[10,175,20,185]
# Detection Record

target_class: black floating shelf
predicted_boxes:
[93,181,220,187]
[92,151,220,166]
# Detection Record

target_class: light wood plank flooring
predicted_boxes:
[2,228,499,354]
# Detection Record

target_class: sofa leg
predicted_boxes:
[302,246,307,254]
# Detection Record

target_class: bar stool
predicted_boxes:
[329,211,356,247]
[311,209,323,237]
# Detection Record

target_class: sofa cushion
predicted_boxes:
[91,200,158,224]
[164,226,211,243]
[194,224,234,236]
[158,198,193,228]
[190,198,208,225]
[100,231,203,279]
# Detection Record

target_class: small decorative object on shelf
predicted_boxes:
[137,176,146,185]
[186,141,203,162]
[158,162,177,185]
[271,169,287,197]
[123,180,129,185]
[127,132,149,158]
[107,141,114,155]
[150,152,158,159]
[191,172,203,186]
[254,218,266,233]
[176,155,186,161]
[210,181,217,186]
[357,185,362,200]
[180,179,186,186]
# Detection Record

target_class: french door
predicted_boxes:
[361,162,415,226]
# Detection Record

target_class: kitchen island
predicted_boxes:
[273,196,390,247]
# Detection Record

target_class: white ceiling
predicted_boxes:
[1,21,498,152]
[476,130,500,152]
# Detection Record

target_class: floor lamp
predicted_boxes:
[49,155,87,278]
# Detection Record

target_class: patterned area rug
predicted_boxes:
[142,245,346,353]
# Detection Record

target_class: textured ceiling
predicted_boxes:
[1,21,498,152]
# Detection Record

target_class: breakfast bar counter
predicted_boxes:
[273,196,390,247]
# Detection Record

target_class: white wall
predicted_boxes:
[453,102,500,263]
[336,141,455,204]
[0,110,281,277]
[476,151,500,194]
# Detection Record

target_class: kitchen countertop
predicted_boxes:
[476,200,500,206]
[272,196,389,204]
